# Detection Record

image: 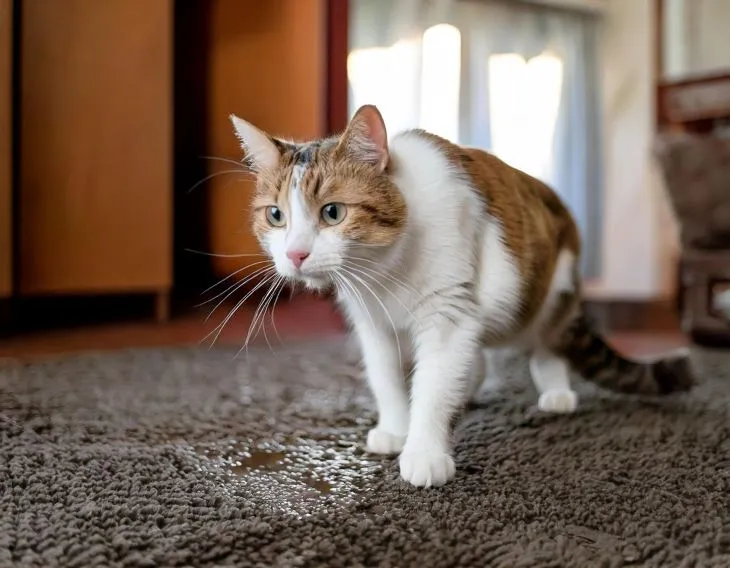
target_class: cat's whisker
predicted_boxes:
[257,278,284,356]
[340,267,403,370]
[199,155,253,172]
[207,271,277,350]
[345,258,424,302]
[240,274,283,358]
[203,279,247,322]
[342,262,424,331]
[197,264,273,310]
[333,271,375,334]
[186,169,249,194]
[198,262,273,305]
[269,279,287,345]
[185,248,266,259]
[332,270,383,352]
[350,242,390,249]
[202,271,278,348]
[203,267,276,323]
[200,264,255,297]
[261,277,286,346]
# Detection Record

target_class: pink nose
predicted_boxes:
[286,250,310,269]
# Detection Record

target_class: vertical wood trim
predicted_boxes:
[0,0,12,297]
[654,0,663,131]
[326,0,349,134]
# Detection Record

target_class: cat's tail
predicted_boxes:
[553,310,695,395]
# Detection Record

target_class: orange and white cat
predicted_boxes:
[230,105,694,488]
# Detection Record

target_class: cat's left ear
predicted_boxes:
[229,114,281,172]
[336,105,389,173]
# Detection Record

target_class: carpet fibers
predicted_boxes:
[1,340,730,567]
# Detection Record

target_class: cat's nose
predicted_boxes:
[286,250,310,269]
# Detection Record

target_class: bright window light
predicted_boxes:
[488,53,564,182]
[347,24,461,141]
[347,40,421,136]
[420,24,461,141]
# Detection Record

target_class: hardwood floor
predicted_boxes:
[0,294,688,361]
[0,295,346,360]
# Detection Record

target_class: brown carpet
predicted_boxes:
[1,339,730,567]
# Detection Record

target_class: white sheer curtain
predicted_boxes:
[348,0,603,278]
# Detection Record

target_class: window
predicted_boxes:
[488,53,564,183]
[348,0,602,277]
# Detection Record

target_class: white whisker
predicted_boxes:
[203,267,275,323]
[202,271,278,348]
[269,279,287,345]
[347,257,422,298]
[241,275,283,357]
[200,260,272,296]
[343,262,423,331]
[333,271,375,333]
[198,265,273,311]
[199,155,252,171]
[186,169,249,194]
[340,267,402,369]
[185,248,265,259]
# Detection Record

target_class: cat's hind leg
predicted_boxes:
[529,348,578,413]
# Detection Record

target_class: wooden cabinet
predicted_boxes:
[0,0,11,300]
[205,0,327,280]
[2,0,334,329]
[18,0,172,309]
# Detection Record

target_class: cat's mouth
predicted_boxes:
[298,273,332,291]
[284,265,334,290]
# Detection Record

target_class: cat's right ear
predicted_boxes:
[336,105,389,173]
[229,114,281,172]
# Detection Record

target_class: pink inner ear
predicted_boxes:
[354,106,388,170]
[362,108,387,153]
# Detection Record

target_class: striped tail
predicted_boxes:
[554,311,695,395]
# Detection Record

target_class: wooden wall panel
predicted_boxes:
[206,0,327,279]
[0,0,11,298]
[19,0,172,295]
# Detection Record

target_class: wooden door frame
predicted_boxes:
[0,0,14,334]
[326,0,349,135]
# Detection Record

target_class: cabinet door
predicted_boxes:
[206,0,327,280]
[19,0,172,295]
[0,0,11,298]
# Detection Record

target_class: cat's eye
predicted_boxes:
[265,206,286,227]
[321,203,347,226]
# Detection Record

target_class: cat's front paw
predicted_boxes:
[366,428,407,455]
[399,449,455,487]
[538,389,578,413]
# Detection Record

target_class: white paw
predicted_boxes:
[399,450,455,487]
[538,389,578,414]
[366,428,407,455]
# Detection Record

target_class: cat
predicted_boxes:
[229,104,695,488]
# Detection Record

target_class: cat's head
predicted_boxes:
[230,105,407,290]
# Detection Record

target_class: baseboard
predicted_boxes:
[0,297,11,336]
[7,293,162,334]
[583,298,680,332]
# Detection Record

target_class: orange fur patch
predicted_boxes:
[412,130,582,328]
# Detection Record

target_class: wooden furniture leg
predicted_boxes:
[155,290,170,324]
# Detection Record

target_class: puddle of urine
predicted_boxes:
[234,450,286,471]
[305,477,333,494]
[188,430,381,512]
